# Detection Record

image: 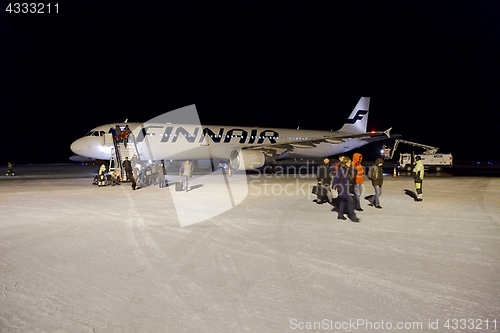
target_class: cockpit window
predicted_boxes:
[85,131,103,137]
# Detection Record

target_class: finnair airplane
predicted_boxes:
[70,97,393,170]
[69,154,97,163]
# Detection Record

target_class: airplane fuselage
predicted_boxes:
[70,123,368,162]
[70,98,391,170]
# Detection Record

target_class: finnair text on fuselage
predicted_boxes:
[136,125,280,145]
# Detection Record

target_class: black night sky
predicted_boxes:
[1,1,499,164]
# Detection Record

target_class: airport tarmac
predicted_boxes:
[1,165,499,332]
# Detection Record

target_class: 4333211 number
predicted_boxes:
[6,3,58,14]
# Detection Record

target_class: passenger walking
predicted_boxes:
[136,163,145,187]
[331,155,347,212]
[351,153,365,211]
[152,161,159,185]
[366,158,384,208]
[122,125,131,148]
[413,155,424,201]
[315,157,334,204]
[130,173,137,190]
[133,162,142,182]
[122,157,133,182]
[144,163,153,186]
[158,161,166,188]
[131,154,140,170]
[332,157,359,222]
[179,159,194,192]
[110,126,117,143]
[115,125,122,143]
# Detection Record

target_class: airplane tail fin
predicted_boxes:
[339,97,370,134]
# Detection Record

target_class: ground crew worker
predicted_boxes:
[6,162,14,176]
[98,164,107,187]
[413,155,424,201]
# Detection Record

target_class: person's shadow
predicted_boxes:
[404,189,418,200]
[187,184,204,191]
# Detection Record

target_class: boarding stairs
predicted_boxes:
[109,133,141,181]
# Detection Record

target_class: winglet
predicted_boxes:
[383,127,392,138]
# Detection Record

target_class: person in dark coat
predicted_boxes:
[315,157,334,204]
[130,173,137,190]
[365,158,384,208]
[122,157,133,182]
[110,127,117,143]
[331,155,347,212]
[115,125,122,143]
[332,157,359,222]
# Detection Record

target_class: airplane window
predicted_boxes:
[93,131,100,136]
[99,131,105,136]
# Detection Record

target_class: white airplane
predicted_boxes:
[69,154,98,163]
[70,97,394,170]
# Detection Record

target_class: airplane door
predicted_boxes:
[103,132,113,145]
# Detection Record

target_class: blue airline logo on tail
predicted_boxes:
[345,110,368,124]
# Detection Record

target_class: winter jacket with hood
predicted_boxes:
[352,153,364,184]
[369,158,384,187]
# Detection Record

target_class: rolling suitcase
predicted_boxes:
[175,180,184,191]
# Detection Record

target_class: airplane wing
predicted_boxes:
[245,128,397,155]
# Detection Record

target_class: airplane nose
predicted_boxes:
[70,137,110,160]
[70,138,85,155]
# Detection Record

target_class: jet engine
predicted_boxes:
[229,149,267,171]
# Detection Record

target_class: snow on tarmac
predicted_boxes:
[0,165,499,332]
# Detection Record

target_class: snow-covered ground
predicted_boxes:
[1,165,499,332]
